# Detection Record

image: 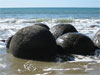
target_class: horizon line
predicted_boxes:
[0,7,100,8]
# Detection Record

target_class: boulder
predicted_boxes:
[6,35,13,49]
[50,24,77,39]
[9,25,57,59]
[93,29,100,49]
[34,23,49,30]
[56,32,95,55]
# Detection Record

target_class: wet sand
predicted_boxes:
[0,48,100,75]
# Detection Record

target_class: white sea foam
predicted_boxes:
[68,54,100,63]
[43,68,81,71]
[0,64,7,68]
[0,42,5,48]
[0,18,100,24]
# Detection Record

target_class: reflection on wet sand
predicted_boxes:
[0,52,100,75]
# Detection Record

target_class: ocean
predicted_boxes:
[0,8,100,75]
[0,8,100,19]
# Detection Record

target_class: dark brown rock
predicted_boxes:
[34,23,49,30]
[50,24,77,39]
[56,32,95,55]
[9,25,57,59]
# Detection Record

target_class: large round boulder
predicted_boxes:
[56,33,95,55]
[93,29,100,49]
[50,24,77,39]
[9,25,57,59]
[34,23,49,30]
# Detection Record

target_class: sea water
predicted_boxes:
[0,8,100,75]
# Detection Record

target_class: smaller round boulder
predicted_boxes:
[93,29,100,49]
[34,23,49,30]
[56,33,95,55]
[50,24,77,39]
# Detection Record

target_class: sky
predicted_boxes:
[0,0,100,8]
